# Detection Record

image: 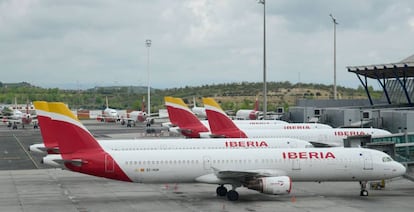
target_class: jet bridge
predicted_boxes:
[371,132,414,181]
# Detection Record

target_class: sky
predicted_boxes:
[1,0,413,90]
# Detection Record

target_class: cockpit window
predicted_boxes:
[382,157,393,162]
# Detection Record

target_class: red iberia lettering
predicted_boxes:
[334,131,366,136]
[225,141,269,148]
[282,151,336,159]
[283,125,311,130]
[249,122,271,125]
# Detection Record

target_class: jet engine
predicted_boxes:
[246,176,292,195]
[42,154,63,168]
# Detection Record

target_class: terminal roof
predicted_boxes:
[347,54,414,79]
[347,54,414,106]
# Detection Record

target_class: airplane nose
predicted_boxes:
[395,163,407,176]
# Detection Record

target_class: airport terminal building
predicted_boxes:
[287,54,414,169]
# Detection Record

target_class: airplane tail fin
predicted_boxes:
[254,97,259,111]
[47,102,100,154]
[192,96,197,108]
[105,96,109,109]
[164,96,209,138]
[33,101,59,153]
[26,100,30,114]
[35,101,131,182]
[202,97,247,138]
[141,96,146,112]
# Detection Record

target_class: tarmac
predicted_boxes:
[1,120,413,212]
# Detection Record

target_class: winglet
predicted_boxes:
[203,98,247,138]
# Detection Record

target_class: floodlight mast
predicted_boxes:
[329,14,338,100]
[258,0,267,119]
[146,39,152,116]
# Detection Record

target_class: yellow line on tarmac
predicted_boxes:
[12,134,40,169]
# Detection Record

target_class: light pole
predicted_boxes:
[145,39,151,116]
[258,0,267,119]
[329,14,338,100]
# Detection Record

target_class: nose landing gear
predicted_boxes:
[359,181,369,196]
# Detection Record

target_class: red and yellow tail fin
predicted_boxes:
[36,101,131,182]
[164,96,209,138]
[47,102,101,154]
[202,98,247,138]
[33,101,59,153]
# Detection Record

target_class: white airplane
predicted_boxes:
[34,101,406,201]
[120,97,148,127]
[31,100,312,156]
[2,100,38,129]
[203,97,392,147]
[191,97,207,119]
[188,96,264,121]
[96,97,119,122]
[235,97,260,120]
[165,97,331,138]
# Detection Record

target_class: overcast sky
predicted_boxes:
[1,0,413,90]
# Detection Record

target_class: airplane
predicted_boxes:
[96,97,120,122]
[203,97,392,147]
[191,97,207,119]
[120,97,148,127]
[33,101,406,201]
[30,100,313,156]
[2,100,38,129]
[165,97,331,138]
[165,96,210,138]
[235,97,260,120]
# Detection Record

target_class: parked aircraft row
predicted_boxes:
[1,100,38,129]
[164,97,391,147]
[29,100,405,201]
[97,96,158,126]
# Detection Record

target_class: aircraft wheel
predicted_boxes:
[360,190,368,196]
[216,185,227,197]
[12,125,18,130]
[226,190,239,201]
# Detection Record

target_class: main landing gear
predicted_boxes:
[359,181,369,196]
[216,185,239,201]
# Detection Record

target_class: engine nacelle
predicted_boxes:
[246,176,292,195]
[29,143,47,154]
[42,154,63,168]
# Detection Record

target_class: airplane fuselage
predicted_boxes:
[67,147,405,184]
[239,128,391,146]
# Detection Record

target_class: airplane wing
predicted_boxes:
[4,118,22,124]
[214,168,288,179]
[196,167,288,184]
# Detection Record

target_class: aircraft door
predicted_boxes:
[363,152,373,170]
[203,156,211,170]
[291,159,301,170]
[105,154,115,173]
